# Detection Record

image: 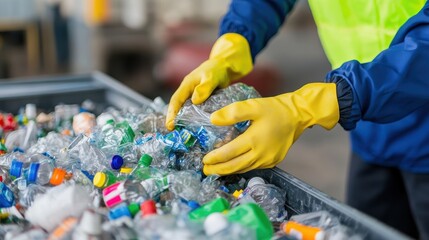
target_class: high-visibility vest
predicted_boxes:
[307,0,426,69]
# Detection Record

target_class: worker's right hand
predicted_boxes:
[165,33,253,131]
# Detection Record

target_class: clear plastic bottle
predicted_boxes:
[48,167,93,188]
[26,154,60,185]
[129,154,165,181]
[236,177,287,222]
[141,176,170,199]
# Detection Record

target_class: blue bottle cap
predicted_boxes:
[219,185,230,193]
[13,148,24,153]
[10,160,23,178]
[110,155,124,170]
[0,182,15,208]
[109,204,131,220]
[27,163,40,183]
[187,200,200,210]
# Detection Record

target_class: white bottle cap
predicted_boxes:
[25,104,37,120]
[204,212,228,236]
[78,210,102,235]
[247,177,265,189]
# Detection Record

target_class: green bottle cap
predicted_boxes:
[128,203,140,217]
[139,154,153,167]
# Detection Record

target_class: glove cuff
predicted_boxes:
[210,33,253,82]
[289,83,340,130]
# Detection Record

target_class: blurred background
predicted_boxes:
[0,0,349,201]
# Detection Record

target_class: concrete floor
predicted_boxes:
[256,4,350,202]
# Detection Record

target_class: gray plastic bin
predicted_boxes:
[0,72,409,240]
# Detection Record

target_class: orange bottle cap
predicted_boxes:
[50,168,67,185]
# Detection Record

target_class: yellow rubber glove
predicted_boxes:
[203,83,340,176]
[165,33,253,131]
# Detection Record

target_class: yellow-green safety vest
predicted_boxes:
[307,0,426,69]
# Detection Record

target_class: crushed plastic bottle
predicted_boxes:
[175,83,260,152]
[235,177,287,222]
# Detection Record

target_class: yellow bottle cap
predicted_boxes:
[93,172,107,188]
[120,167,132,174]
[233,189,243,199]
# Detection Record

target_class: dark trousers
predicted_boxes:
[347,153,429,239]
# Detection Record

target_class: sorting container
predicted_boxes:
[0,71,409,240]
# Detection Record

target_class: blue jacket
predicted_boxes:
[220,0,429,172]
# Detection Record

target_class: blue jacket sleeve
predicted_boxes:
[326,2,429,130]
[219,0,297,60]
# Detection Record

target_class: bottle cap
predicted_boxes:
[120,168,132,174]
[10,160,23,178]
[110,155,124,170]
[232,189,243,199]
[247,177,265,189]
[127,203,140,217]
[50,168,67,185]
[187,200,200,211]
[219,185,230,193]
[141,200,157,217]
[25,104,37,120]
[138,154,153,167]
[27,163,40,183]
[204,212,228,236]
[78,210,102,235]
[0,183,14,208]
[109,204,131,220]
[103,182,125,208]
[93,172,107,188]
[106,119,115,125]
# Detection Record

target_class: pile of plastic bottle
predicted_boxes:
[0,83,361,240]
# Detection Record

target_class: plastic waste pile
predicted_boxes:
[0,83,360,240]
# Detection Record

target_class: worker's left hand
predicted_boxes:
[203,83,340,175]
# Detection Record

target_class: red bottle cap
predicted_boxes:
[140,200,157,217]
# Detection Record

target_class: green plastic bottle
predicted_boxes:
[188,198,230,221]
[226,203,274,240]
